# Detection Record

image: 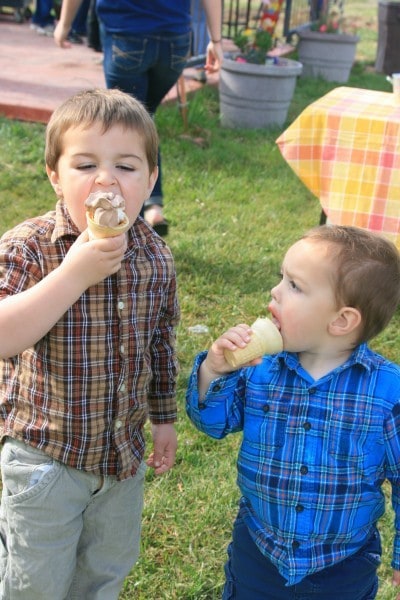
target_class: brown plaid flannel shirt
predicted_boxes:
[0,201,180,480]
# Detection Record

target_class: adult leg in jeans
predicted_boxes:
[31,0,55,29]
[101,29,191,234]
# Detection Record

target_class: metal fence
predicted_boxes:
[190,0,342,66]
[221,0,315,40]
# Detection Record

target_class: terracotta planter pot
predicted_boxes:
[219,56,303,129]
[298,29,359,83]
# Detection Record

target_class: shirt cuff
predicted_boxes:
[185,351,241,439]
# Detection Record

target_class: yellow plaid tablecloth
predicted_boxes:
[276,86,400,249]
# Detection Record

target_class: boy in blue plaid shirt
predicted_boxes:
[186,225,400,599]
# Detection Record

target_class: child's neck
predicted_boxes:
[299,347,354,381]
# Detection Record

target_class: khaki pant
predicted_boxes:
[0,438,146,599]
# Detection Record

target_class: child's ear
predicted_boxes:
[147,166,159,197]
[46,165,63,198]
[329,307,362,337]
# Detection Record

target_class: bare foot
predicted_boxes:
[143,205,165,226]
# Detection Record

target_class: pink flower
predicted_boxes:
[319,24,327,32]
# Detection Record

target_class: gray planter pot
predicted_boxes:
[298,30,359,83]
[219,56,303,129]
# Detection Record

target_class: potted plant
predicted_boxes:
[219,2,302,129]
[297,0,359,83]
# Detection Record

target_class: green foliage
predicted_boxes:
[0,2,398,597]
[233,28,273,64]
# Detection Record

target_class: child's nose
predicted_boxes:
[95,169,116,186]
[271,282,280,301]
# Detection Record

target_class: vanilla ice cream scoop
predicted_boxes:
[224,317,283,368]
[85,192,130,238]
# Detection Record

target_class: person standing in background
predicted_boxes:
[54,0,223,236]
[30,0,56,35]
[68,0,90,44]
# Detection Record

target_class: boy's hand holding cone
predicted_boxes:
[224,318,283,368]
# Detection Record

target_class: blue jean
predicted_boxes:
[222,516,381,600]
[191,0,209,59]
[0,438,146,600]
[71,0,90,36]
[101,27,191,207]
[31,0,54,27]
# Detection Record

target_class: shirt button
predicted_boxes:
[295,504,304,513]
[119,383,126,393]
[118,301,124,310]
[115,419,123,430]
[212,383,222,392]
[303,422,311,431]
[120,344,125,354]
[309,387,316,394]
[300,465,308,475]
[263,404,270,413]
[292,540,300,550]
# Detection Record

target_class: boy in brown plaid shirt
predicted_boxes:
[0,88,180,599]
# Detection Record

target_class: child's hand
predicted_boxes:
[205,40,223,74]
[205,323,262,376]
[392,569,400,599]
[54,20,72,49]
[146,423,177,476]
[198,324,262,400]
[62,230,127,289]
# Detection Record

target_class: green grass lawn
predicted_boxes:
[1,0,399,598]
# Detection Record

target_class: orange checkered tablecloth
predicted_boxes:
[276,86,400,249]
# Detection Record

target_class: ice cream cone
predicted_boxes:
[224,317,283,368]
[86,214,131,239]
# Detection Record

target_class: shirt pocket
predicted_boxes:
[170,32,191,71]
[111,35,147,72]
[328,409,384,463]
[244,385,289,451]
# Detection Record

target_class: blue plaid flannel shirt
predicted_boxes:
[186,344,400,585]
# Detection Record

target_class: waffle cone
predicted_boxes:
[86,214,130,239]
[224,317,283,368]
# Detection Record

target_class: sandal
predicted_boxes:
[152,220,169,237]
[144,205,169,237]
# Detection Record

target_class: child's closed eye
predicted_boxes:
[76,163,96,170]
[117,164,135,171]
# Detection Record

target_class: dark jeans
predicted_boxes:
[71,0,90,36]
[31,0,54,27]
[101,27,191,207]
[222,516,381,599]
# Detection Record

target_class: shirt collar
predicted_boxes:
[51,201,165,252]
[277,343,374,375]
[51,200,80,242]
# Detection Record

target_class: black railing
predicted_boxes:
[221,0,315,41]
[189,0,333,65]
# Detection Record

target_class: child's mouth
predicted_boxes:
[268,306,281,331]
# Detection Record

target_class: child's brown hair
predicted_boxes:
[302,225,400,342]
[45,88,158,173]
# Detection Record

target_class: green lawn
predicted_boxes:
[1,0,399,598]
